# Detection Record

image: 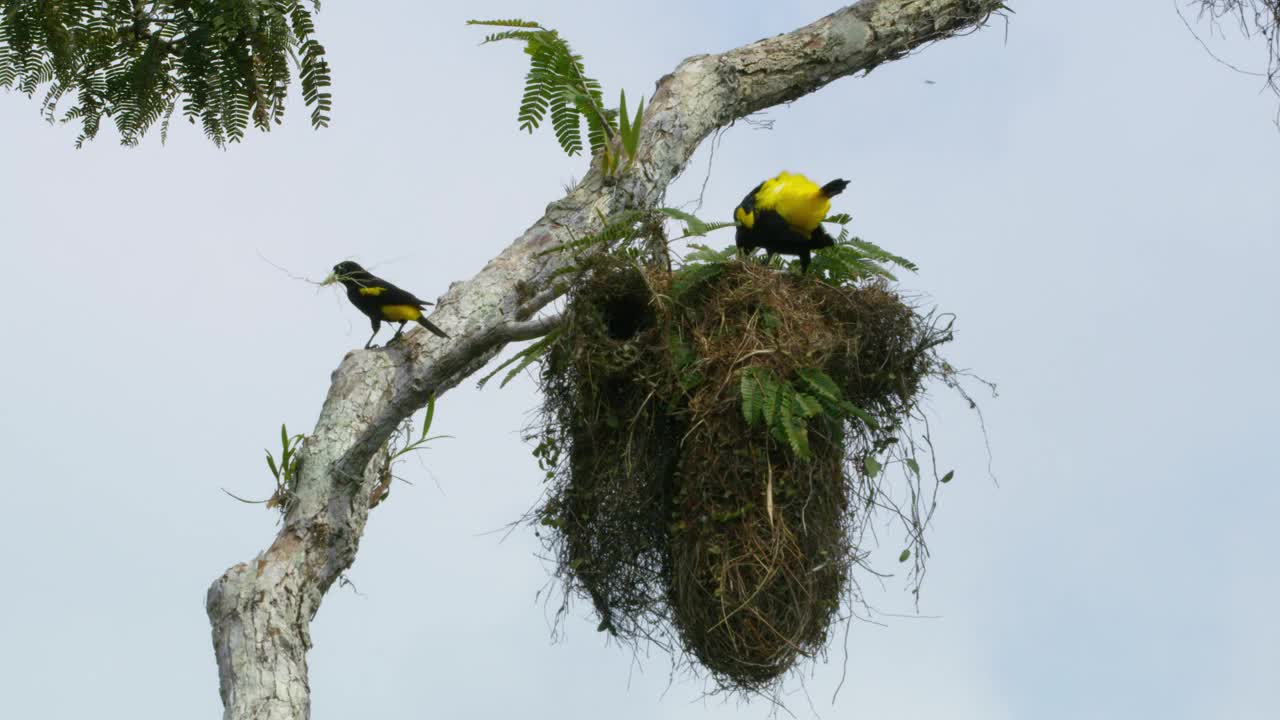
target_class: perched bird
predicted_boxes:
[327,261,448,348]
[734,171,849,273]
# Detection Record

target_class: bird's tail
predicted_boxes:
[820,179,850,198]
[417,317,449,339]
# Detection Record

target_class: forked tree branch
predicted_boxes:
[205,2,1006,718]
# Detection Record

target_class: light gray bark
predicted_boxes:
[205,2,1005,718]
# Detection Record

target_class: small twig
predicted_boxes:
[516,283,569,319]
[765,461,775,529]
[336,574,366,598]
[1175,0,1269,77]
[256,251,327,287]
[492,314,564,343]
[692,125,726,215]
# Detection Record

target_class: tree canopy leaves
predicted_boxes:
[0,0,331,147]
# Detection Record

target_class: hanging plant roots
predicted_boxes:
[534,253,957,693]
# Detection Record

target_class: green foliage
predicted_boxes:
[524,204,922,469]
[641,206,916,290]
[669,244,732,301]
[266,423,306,509]
[372,395,450,508]
[0,0,332,147]
[222,422,306,513]
[739,366,874,460]
[468,18,643,172]
[680,242,736,265]
[530,427,563,485]
[862,456,882,477]
[477,326,565,389]
[657,207,736,239]
[540,207,736,263]
[801,214,919,285]
[536,208,650,258]
[388,395,445,462]
[611,88,644,172]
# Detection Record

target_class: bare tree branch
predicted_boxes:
[495,314,563,343]
[205,2,1006,718]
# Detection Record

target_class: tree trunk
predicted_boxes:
[205,2,1007,718]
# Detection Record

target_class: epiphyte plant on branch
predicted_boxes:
[224,396,446,517]
[468,18,645,174]
[0,0,332,147]
[220,423,305,514]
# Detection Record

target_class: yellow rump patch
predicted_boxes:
[380,304,422,322]
[753,171,829,234]
[358,286,387,296]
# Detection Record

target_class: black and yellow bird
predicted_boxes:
[734,171,849,273]
[327,261,448,348]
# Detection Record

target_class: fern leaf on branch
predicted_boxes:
[470,17,645,170]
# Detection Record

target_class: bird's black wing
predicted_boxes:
[753,207,793,236]
[357,275,432,307]
[737,182,763,215]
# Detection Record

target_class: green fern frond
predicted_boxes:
[796,368,842,405]
[470,18,643,171]
[682,243,738,265]
[466,19,545,31]
[762,374,786,428]
[844,403,882,430]
[478,326,564,389]
[536,208,648,257]
[670,260,726,302]
[655,208,735,242]
[792,392,823,419]
[806,239,913,286]
[780,397,811,459]
[549,88,583,155]
[733,365,887,460]
[740,368,766,425]
[847,236,919,272]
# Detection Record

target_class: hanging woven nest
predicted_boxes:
[533,252,954,692]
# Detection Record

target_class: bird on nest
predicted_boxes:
[734,171,849,273]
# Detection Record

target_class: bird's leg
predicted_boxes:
[365,318,381,349]
[391,321,406,341]
[799,249,811,274]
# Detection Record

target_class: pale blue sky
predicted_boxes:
[1,2,1277,718]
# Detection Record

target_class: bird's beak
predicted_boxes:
[321,272,338,286]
